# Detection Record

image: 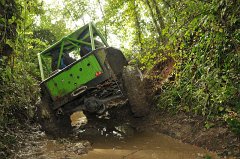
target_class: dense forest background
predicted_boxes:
[0,0,239,157]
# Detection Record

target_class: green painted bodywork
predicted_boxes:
[46,54,102,100]
[38,22,109,101]
[38,22,108,81]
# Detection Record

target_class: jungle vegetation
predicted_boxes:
[0,0,239,157]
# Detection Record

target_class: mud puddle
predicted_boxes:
[79,131,216,159]
[73,111,217,159]
[15,111,218,159]
[14,131,92,159]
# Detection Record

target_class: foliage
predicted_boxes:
[0,0,240,157]
[226,118,240,136]
[0,0,20,58]
[0,59,39,124]
[0,0,51,158]
[102,0,240,133]
[156,0,240,117]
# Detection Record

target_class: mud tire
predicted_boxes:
[36,95,72,137]
[122,66,149,117]
[82,111,98,124]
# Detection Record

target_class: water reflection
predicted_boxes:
[80,132,216,159]
[71,111,217,159]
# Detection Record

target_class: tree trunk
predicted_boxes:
[152,0,168,44]
[133,0,143,51]
[152,0,165,30]
[144,0,162,43]
[97,0,108,42]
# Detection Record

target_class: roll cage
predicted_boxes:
[37,22,109,80]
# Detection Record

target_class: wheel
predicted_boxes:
[122,65,149,117]
[82,111,98,124]
[36,94,72,137]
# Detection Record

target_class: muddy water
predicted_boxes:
[71,111,217,159]
[16,111,217,159]
[79,133,216,159]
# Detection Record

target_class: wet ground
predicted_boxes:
[81,132,216,159]
[14,111,218,159]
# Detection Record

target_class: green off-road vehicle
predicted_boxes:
[36,23,149,136]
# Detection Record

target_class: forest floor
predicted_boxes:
[8,104,239,159]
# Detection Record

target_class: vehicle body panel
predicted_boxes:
[45,54,102,100]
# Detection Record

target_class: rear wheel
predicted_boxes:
[36,95,72,137]
[122,66,149,117]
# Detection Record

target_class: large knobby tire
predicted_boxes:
[122,66,149,117]
[36,96,72,137]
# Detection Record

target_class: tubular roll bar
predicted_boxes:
[38,22,109,81]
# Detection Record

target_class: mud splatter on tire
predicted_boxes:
[122,66,149,117]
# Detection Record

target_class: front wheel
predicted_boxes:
[122,66,149,117]
[36,97,72,137]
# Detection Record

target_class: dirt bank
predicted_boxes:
[135,107,240,158]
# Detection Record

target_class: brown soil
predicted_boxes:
[144,56,175,95]
[133,107,240,159]
[10,125,92,159]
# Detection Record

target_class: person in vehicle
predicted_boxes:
[51,51,75,71]
[51,39,104,71]
[80,39,104,57]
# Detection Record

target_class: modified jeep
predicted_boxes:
[36,23,149,135]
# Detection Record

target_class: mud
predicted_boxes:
[13,107,220,159]
[80,132,216,159]
[13,128,92,159]
[138,108,240,158]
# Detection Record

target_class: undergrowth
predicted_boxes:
[154,0,240,135]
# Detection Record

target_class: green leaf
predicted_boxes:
[218,106,224,112]
[205,122,214,129]
[0,17,5,24]
[0,0,5,5]
[8,16,16,24]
